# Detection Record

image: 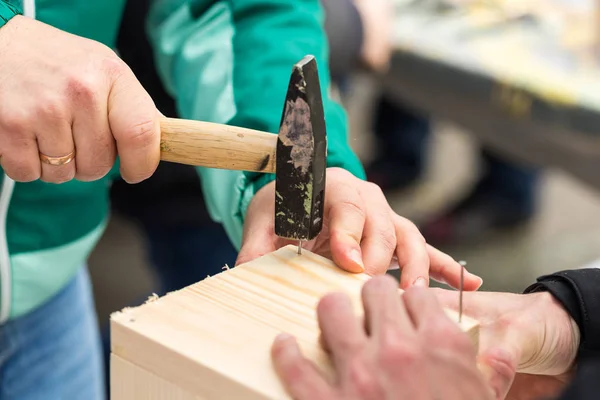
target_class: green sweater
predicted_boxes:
[0,0,365,323]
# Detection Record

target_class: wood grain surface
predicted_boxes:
[111,245,479,400]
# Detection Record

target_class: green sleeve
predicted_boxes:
[147,0,365,249]
[226,0,366,212]
[0,1,21,26]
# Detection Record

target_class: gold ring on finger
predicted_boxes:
[39,150,76,166]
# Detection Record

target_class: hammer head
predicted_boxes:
[274,55,327,242]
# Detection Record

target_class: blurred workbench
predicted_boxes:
[383,0,600,188]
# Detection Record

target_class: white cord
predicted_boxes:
[22,0,35,19]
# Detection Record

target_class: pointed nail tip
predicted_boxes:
[348,249,365,271]
[348,264,365,274]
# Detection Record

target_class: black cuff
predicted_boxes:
[524,269,600,361]
[557,358,600,400]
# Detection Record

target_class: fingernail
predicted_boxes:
[349,249,365,271]
[475,277,484,290]
[413,277,427,287]
[274,333,293,344]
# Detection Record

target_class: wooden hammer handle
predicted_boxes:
[159,117,277,173]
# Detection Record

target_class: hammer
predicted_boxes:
[158,55,327,252]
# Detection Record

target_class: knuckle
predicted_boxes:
[378,230,397,253]
[76,146,116,181]
[66,74,98,103]
[365,181,384,197]
[317,293,349,317]
[76,164,113,182]
[35,96,67,121]
[42,166,75,184]
[495,314,521,333]
[131,118,158,143]
[281,359,311,386]
[379,330,420,367]
[337,199,365,220]
[0,111,28,133]
[119,118,158,149]
[5,159,39,182]
[395,215,422,235]
[435,251,455,266]
[101,55,129,78]
[348,357,383,398]
[364,275,397,294]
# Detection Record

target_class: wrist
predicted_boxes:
[549,292,581,372]
[539,291,580,374]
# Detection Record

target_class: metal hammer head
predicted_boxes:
[274,55,327,242]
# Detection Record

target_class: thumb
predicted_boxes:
[236,218,276,266]
[236,180,278,266]
[107,62,161,184]
[478,347,518,400]
[326,192,366,274]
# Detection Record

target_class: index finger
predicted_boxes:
[326,183,366,273]
[427,245,483,291]
[107,62,160,183]
[392,214,430,289]
[271,334,335,400]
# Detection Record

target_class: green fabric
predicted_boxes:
[148,0,366,247]
[10,220,107,319]
[7,180,110,254]
[0,0,20,26]
[147,1,247,248]
[0,0,366,320]
[35,0,127,47]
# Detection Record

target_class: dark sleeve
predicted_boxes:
[524,268,600,399]
[524,269,600,359]
[555,359,600,400]
[320,0,364,82]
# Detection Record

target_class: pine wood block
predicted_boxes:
[110,245,479,400]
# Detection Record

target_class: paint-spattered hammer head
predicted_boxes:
[274,55,327,241]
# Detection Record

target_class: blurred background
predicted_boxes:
[92,0,600,384]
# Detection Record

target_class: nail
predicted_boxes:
[413,277,427,287]
[349,249,365,271]
[274,333,293,344]
[475,277,484,290]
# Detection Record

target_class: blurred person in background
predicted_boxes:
[323,0,394,86]
[320,0,540,246]
[368,45,539,246]
[369,96,540,246]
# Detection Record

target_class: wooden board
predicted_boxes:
[111,245,479,400]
